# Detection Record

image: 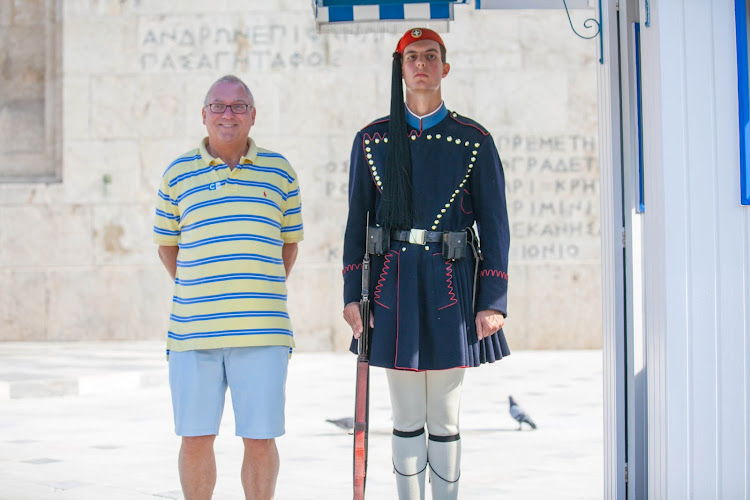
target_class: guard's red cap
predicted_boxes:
[395,28,445,55]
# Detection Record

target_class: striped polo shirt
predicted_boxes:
[153,137,304,354]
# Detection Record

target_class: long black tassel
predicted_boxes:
[380,52,414,231]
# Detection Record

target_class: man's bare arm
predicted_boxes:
[158,245,179,281]
[282,243,299,279]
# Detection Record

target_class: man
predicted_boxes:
[342,29,510,499]
[153,74,303,500]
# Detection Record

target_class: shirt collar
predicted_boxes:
[199,137,258,166]
[404,102,448,131]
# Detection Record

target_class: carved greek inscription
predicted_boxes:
[500,134,600,261]
[137,16,388,72]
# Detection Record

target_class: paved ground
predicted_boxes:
[0,342,603,499]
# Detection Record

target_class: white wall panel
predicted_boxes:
[713,2,749,498]
[639,0,750,496]
[684,2,719,497]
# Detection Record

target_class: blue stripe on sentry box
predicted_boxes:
[327,6,354,22]
[430,2,450,18]
[380,4,404,19]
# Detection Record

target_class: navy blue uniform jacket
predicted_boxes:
[342,104,510,370]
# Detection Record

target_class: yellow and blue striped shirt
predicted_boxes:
[153,138,304,354]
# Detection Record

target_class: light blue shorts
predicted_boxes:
[168,346,289,439]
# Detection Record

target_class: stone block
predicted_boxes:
[0,0,11,27]
[11,0,43,26]
[448,8,524,71]
[46,266,172,341]
[278,72,378,139]
[63,18,138,75]
[85,0,135,17]
[89,76,140,139]
[92,203,155,266]
[129,75,187,139]
[61,0,91,18]
[568,69,599,132]
[61,139,140,204]
[0,181,65,205]
[61,76,90,140]
[324,30,391,72]
[0,271,47,340]
[131,0,226,15]
[134,266,174,341]
[505,262,602,349]
[0,100,45,153]
[286,266,343,351]
[226,0,293,13]
[0,151,49,179]
[0,204,94,267]
[474,69,569,133]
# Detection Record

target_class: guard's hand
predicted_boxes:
[343,302,374,339]
[475,309,505,340]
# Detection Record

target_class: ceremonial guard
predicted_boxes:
[342,29,511,499]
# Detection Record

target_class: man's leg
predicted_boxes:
[226,346,289,500]
[386,369,428,500]
[241,438,280,500]
[426,368,465,500]
[179,435,217,500]
[169,349,227,500]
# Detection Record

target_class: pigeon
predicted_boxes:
[326,417,354,430]
[508,396,537,430]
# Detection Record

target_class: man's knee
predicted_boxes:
[243,438,276,454]
[181,435,216,453]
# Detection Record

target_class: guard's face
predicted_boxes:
[202,81,256,147]
[401,40,450,92]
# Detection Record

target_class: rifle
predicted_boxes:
[353,215,372,500]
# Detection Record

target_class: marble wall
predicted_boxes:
[0,0,601,349]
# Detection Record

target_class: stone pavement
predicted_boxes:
[0,342,603,499]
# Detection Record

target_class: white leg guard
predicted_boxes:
[386,368,465,500]
[386,370,428,500]
[392,428,428,500]
[428,433,461,500]
[424,369,464,500]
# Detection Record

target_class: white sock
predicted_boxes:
[392,428,427,500]
[428,434,461,500]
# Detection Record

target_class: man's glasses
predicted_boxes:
[206,103,251,114]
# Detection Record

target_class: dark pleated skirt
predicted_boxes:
[348,245,510,370]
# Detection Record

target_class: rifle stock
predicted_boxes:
[353,215,372,500]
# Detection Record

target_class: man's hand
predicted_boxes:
[343,302,374,339]
[475,309,505,340]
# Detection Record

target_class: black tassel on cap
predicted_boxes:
[380,51,415,231]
